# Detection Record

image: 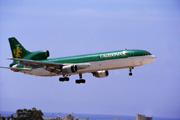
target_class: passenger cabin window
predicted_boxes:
[144,53,151,56]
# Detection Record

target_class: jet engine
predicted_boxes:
[29,50,50,60]
[62,65,78,73]
[92,70,109,78]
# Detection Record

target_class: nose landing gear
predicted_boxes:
[59,74,86,84]
[129,67,134,76]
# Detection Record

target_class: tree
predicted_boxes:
[16,107,43,120]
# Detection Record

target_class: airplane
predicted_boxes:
[0,37,156,84]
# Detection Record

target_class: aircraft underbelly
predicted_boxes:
[77,56,145,73]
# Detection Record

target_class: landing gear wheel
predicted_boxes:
[82,79,86,83]
[75,80,80,84]
[64,77,69,81]
[80,79,85,83]
[129,73,133,76]
[75,79,86,84]
[59,77,64,82]
[59,76,70,82]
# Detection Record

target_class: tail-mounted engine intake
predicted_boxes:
[92,70,109,78]
[27,50,50,60]
[62,65,78,73]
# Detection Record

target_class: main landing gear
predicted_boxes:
[59,74,86,84]
[129,67,134,76]
[59,76,69,82]
[75,73,86,84]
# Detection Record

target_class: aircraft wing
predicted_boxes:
[8,58,90,73]
[8,58,64,68]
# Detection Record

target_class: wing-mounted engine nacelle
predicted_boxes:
[27,50,50,60]
[62,65,78,73]
[92,70,109,78]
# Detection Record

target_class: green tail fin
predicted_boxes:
[9,37,30,58]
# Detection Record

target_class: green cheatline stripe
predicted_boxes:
[43,49,150,64]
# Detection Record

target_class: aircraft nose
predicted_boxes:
[150,55,156,62]
[143,55,156,64]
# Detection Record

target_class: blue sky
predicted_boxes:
[0,0,180,119]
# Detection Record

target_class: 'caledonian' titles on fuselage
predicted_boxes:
[100,51,126,58]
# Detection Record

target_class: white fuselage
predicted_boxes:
[20,55,156,76]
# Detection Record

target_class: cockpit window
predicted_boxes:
[144,52,151,56]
